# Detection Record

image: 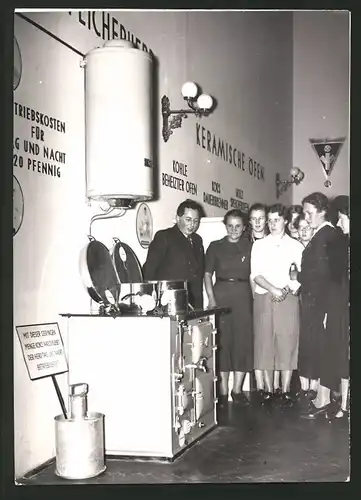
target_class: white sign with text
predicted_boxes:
[16,322,68,380]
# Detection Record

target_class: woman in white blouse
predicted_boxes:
[250,204,304,405]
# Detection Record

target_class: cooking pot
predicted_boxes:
[160,288,188,316]
[144,280,187,304]
[121,292,157,314]
[120,282,158,310]
[158,280,188,292]
[79,236,121,305]
[129,282,158,297]
[111,238,143,283]
[142,280,188,315]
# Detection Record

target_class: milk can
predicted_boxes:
[54,383,106,479]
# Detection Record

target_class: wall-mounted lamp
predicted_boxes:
[161,81,214,142]
[275,167,305,199]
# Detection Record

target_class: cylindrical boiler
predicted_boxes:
[81,40,154,204]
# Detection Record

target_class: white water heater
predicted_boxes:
[81,40,154,206]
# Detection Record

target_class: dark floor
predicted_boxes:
[19,393,349,484]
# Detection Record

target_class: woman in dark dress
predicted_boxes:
[204,209,253,407]
[297,192,338,415]
[322,195,349,421]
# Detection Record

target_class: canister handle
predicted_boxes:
[69,383,88,397]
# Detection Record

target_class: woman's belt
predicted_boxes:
[217,278,249,282]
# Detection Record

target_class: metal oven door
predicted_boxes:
[191,321,213,363]
[194,369,215,421]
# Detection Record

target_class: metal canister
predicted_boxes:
[162,288,189,316]
[54,383,106,479]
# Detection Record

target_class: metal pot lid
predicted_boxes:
[112,238,143,283]
[80,237,120,304]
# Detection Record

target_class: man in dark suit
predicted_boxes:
[143,199,205,309]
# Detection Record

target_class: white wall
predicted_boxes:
[13,15,89,480]
[13,10,293,477]
[292,10,350,203]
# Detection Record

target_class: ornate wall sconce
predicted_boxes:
[161,81,214,142]
[275,167,305,199]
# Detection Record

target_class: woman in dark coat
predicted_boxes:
[322,195,349,421]
[297,192,338,415]
[204,209,253,407]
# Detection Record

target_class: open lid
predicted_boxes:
[112,238,143,283]
[79,237,120,304]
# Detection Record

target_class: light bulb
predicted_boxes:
[181,81,198,99]
[290,167,300,178]
[197,94,213,110]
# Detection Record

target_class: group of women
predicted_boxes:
[204,193,349,424]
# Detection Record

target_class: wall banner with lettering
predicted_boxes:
[16,322,68,380]
[309,137,346,188]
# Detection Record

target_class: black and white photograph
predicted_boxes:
[11,8,350,486]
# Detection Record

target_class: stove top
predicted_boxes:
[60,306,229,320]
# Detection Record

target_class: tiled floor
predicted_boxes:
[19,393,349,484]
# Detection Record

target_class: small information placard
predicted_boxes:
[16,322,68,380]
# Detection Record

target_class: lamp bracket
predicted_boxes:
[275,171,304,199]
[275,173,292,199]
[161,95,209,142]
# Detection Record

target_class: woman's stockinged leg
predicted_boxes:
[233,371,246,393]
[274,370,280,390]
[219,371,230,396]
[335,378,349,417]
[309,378,319,393]
[254,369,265,391]
[281,370,292,393]
[299,376,310,391]
[312,384,330,408]
[263,370,274,393]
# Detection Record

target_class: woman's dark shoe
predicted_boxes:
[273,388,282,399]
[326,400,349,420]
[217,394,228,408]
[328,408,349,424]
[296,389,307,403]
[231,390,250,407]
[306,389,317,401]
[300,402,330,419]
[330,391,342,406]
[271,388,283,407]
[258,389,272,405]
[298,389,317,411]
[280,392,295,408]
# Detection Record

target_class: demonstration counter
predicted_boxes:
[61,307,228,460]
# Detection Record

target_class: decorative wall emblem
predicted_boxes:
[309,137,346,188]
[14,36,22,91]
[13,175,24,236]
[136,203,153,249]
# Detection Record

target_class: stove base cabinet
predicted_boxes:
[64,314,218,459]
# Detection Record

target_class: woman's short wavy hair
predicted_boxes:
[267,203,288,219]
[302,192,329,215]
[223,209,247,226]
[332,195,349,217]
